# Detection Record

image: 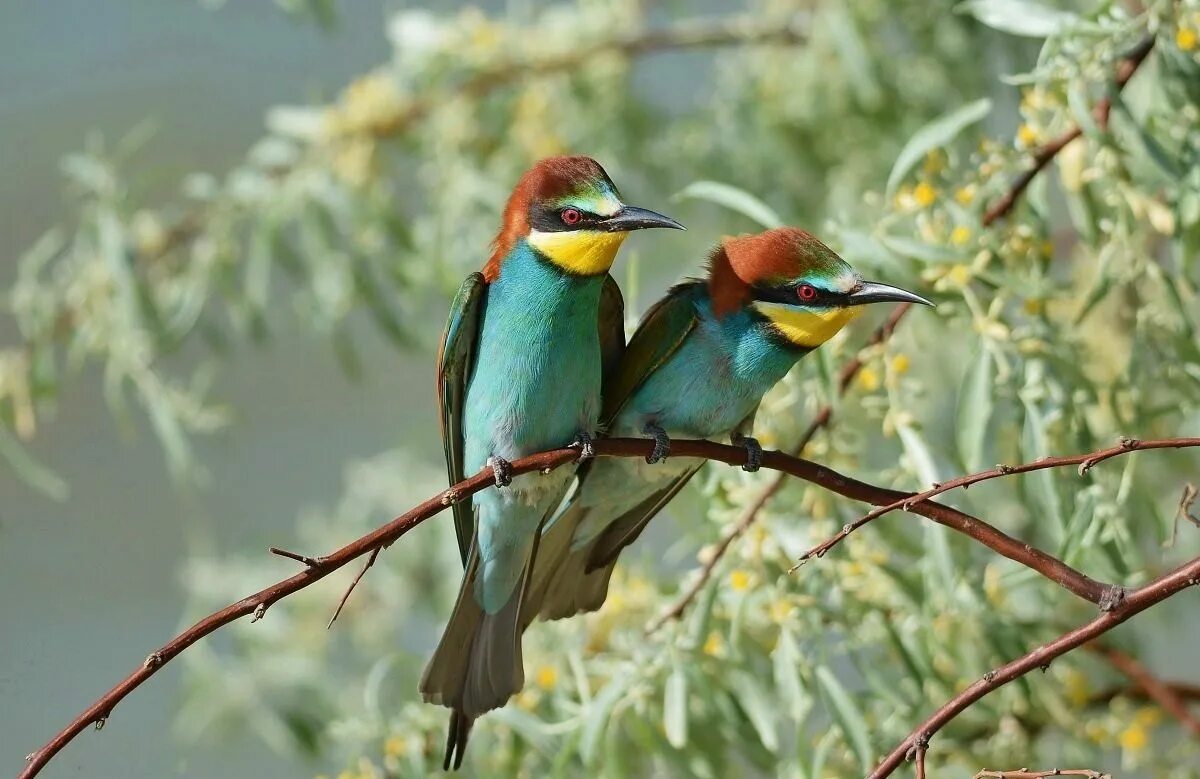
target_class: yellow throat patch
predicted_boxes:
[753,301,863,348]
[527,230,627,277]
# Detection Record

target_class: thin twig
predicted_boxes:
[974,770,1109,779]
[327,547,381,629]
[791,437,1200,569]
[17,435,1109,778]
[1169,482,1199,547]
[1090,644,1200,738]
[646,303,911,632]
[981,35,1154,227]
[869,555,1200,779]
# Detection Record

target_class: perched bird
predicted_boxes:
[526,227,931,622]
[421,156,682,769]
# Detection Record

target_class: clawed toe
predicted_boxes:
[487,456,513,487]
[570,431,596,461]
[644,423,671,464]
[733,434,762,472]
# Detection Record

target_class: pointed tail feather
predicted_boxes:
[521,502,585,629]
[442,710,474,771]
[537,544,617,621]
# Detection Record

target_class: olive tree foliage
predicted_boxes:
[7,0,1200,776]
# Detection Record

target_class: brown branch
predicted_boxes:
[869,555,1200,779]
[327,547,380,629]
[1169,482,1199,547]
[1090,644,1200,738]
[981,35,1154,227]
[792,437,1200,568]
[974,771,1109,779]
[646,303,912,632]
[18,435,1104,778]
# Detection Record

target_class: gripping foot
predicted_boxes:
[643,423,671,464]
[487,455,513,487]
[570,430,596,461]
[732,434,762,472]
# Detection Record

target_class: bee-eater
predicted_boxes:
[421,156,682,769]
[526,227,931,622]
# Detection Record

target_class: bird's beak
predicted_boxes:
[848,280,934,307]
[598,205,685,232]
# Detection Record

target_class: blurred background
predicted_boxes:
[3,2,1199,778]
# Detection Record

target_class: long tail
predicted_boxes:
[421,530,541,769]
[525,502,619,622]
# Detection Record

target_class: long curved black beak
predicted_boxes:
[598,205,685,232]
[848,280,934,307]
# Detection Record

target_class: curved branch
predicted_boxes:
[18,435,1103,778]
[981,35,1154,227]
[870,555,1200,779]
[975,771,1108,779]
[792,437,1200,567]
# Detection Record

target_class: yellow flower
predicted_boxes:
[1135,706,1163,727]
[1017,124,1039,148]
[384,736,407,758]
[946,264,972,289]
[1063,669,1091,708]
[703,631,724,657]
[913,182,937,208]
[729,569,752,592]
[922,150,945,175]
[950,225,972,247]
[535,665,559,690]
[1119,723,1148,751]
[768,599,794,623]
[889,353,911,375]
[856,367,881,392]
[954,184,976,205]
[1177,27,1198,52]
[516,689,542,710]
[1023,298,1044,316]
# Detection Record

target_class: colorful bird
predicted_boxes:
[421,156,682,769]
[526,227,931,622]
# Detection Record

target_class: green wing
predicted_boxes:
[581,281,704,572]
[600,281,702,426]
[437,273,487,565]
[598,274,626,392]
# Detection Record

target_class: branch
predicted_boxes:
[1090,644,1200,738]
[975,771,1109,779]
[981,35,1154,227]
[18,435,1105,778]
[646,302,912,632]
[869,555,1200,779]
[792,437,1200,567]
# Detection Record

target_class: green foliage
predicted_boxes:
[8,0,1200,777]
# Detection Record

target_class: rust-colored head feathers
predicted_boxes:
[708,228,853,316]
[483,156,618,280]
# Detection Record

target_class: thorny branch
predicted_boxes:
[16,435,1126,778]
[791,437,1200,568]
[974,771,1109,779]
[870,555,1200,779]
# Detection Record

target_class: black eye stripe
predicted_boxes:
[753,284,846,307]
[529,203,603,232]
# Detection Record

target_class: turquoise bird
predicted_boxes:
[420,156,682,769]
[526,227,931,622]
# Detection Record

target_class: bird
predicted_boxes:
[420,155,683,770]
[525,227,932,624]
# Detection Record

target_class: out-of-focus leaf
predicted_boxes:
[956,0,1078,37]
[773,627,811,722]
[1020,397,1065,537]
[877,233,963,264]
[729,669,779,753]
[956,345,994,471]
[815,665,872,771]
[0,424,68,500]
[673,181,784,229]
[663,665,688,748]
[897,423,942,486]
[580,670,635,766]
[886,98,991,196]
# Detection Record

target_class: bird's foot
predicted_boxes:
[487,455,513,487]
[643,423,671,464]
[570,430,596,461]
[732,434,762,472]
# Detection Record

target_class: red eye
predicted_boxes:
[561,208,582,225]
[797,284,818,302]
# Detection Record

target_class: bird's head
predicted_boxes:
[709,227,932,349]
[484,156,683,280]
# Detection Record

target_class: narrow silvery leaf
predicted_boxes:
[886,98,991,197]
[956,346,994,472]
[815,665,873,770]
[957,0,1078,37]
[674,181,784,229]
[730,669,780,753]
[663,666,688,748]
